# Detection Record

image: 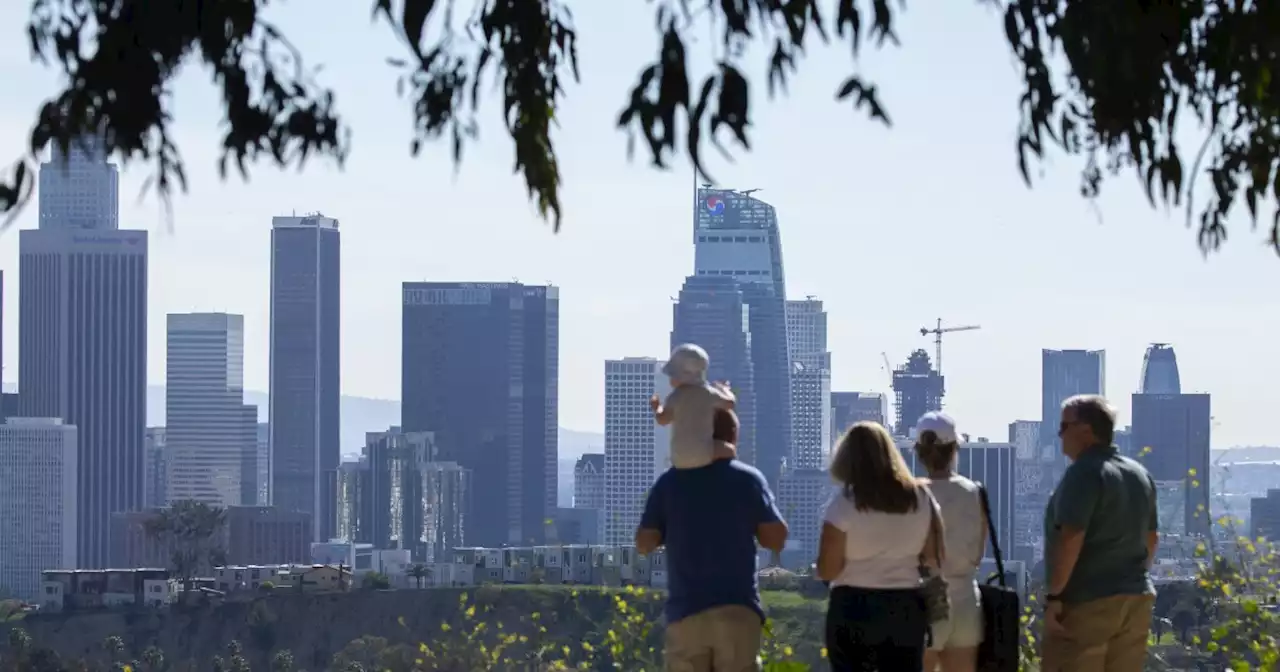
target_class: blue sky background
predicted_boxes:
[0,1,1275,447]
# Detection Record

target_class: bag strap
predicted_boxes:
[977,483,1007,587]
[917,486,944,574]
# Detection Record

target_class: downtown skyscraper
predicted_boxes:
[165,313,258,506]
[19,139,146,568]
[269,214,340,542]
[1132,344,1211,537]
[400,282,559,547]
[785,299,831,470]
[681,187,792,487]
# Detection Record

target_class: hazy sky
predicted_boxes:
[0,1,1275,449]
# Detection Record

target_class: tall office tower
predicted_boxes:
[166,313,258,506]
[891,350,944,437]
[1133,382,1211,537]
[256,423,269,505]
[143,428,168,509]
[785,299,832,470]
[1140,343,1182,394]
[358,427,470,563]
[1040,349,1106,459]
[897,438,1016,562]
[692,187,792,487]
[401,282,559,547]
[0,418,77,598]
[269,214,340,542]
[1008,420,1044,563]
[20,141,146,568]
[671,275,757,466]
[603,358,672,545]
[37,137,119,231]
[573,453,605,509]
[831,392,889,437]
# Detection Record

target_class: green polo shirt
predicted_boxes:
[1044,444,1157,604]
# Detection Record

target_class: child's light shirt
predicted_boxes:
[666,382,736,469]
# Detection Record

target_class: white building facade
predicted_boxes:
[0,419,78,599]
[785,299,832,470]
[166,313,258,506]
[603,358,671,545]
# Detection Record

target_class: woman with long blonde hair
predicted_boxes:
[816,421,945,671]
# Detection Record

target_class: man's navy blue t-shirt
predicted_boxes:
[640,459,783,624]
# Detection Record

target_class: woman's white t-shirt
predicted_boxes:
[822,486,934,590]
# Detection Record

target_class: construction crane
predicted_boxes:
[740,188,763,197]
[919,319,981,375]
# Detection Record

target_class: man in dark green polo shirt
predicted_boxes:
[1042,394,1159,672]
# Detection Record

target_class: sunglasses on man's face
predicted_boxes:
[1058,420,1081,436]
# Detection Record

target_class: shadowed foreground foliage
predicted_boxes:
[1,0,1278,255]
[5,548,1280,672]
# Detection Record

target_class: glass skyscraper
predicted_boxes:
[689,187,792,486]
[269,214,341,542]
[400,282,559,548]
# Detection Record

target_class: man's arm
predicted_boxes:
[635,477,667,555]
[753,474,788,552]
[1048,465,1101,596]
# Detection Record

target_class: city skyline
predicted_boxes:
[0,0,1274,449]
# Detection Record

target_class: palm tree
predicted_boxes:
[407,564,429,589]
[143,500,227,601]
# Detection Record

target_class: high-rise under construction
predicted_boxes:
[891,350,944,437]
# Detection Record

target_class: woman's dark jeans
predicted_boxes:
[825,585,928,672]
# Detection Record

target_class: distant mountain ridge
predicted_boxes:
[142,385,603,457]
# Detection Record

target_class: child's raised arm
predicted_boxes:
[651,394,675,426]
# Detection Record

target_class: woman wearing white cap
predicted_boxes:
[914,412,986,672]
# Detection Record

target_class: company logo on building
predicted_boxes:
[705,197,725,214]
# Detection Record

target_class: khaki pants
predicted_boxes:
[664,605,763,672]
[1043,594,1154,672]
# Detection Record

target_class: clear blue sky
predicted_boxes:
[0,1,1275,447]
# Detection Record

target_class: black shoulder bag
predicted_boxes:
[976,483,1021,672]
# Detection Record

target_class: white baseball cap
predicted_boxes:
[915,412,960,444]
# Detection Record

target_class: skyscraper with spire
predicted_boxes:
[19,137,147,568]
[684,187,792,487]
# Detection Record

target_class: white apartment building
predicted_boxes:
[603,358,671,545]
[166,313,258,506]
[785,299,832,470]
[0,418,78,600]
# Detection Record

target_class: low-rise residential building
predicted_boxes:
[212,564,352,593]
[310,541,413,587]
[40,569,175,613]
[424,545,662,588]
